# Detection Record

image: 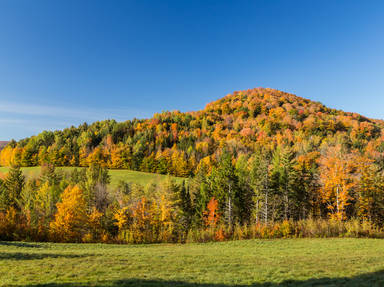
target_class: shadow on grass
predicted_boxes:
[0,241,42,248]
[12,270,384,287]
[0,252,90,260]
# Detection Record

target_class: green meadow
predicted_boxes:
[0,166,185,188]
[1,238,384,286]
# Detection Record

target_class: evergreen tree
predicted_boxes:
[271,146,297,220]
[235,154,254,223]
[210,150,239,226]
[178,180,193,230]
[0,166,25,210]
[190,165,210,227]
[79,164,111,212]
[250,147,271,223]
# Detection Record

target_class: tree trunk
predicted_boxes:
[336,185,340,220]
[227,184,232,226]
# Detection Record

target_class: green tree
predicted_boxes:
[271,146,297,220]
[210,150,239,226]
[235,154,254,223]
[177,180,193,231]
[190,165,210,228]
[81,164,111,212]
[0,166,25,210]
[250,147,271,223]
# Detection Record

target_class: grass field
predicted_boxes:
[0,167,185,188]
[1,239,384,286]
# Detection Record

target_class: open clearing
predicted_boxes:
[1,238,384,286]
[0,167,185,188]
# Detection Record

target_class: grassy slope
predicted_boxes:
[1,239,384,286]
[0,167,185,188]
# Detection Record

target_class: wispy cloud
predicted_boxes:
[0,101,155,140]
[0,118,27,125]
[0,101,153,122]
[0,117,72,137]
[0,102,85,118]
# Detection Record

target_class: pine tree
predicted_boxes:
[178,180,193,230]
[210,150,239,226]
[0,166,25,210]
[235,154,254,223]
[270,146,297,220]
[82,164,111,212]
[190,164,210,227]
[250,147,271,223]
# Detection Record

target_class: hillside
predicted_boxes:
[1,88,384,177]
[0,166,184,188]
[1,88,384,243]
[0,141,9,150]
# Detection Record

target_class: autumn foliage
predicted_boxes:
[319,145,356,220]
[2,88,384,181]
[1,88,384,243]
[204,197,220,227]
[50,185,88,242]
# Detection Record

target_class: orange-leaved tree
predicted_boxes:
[319,145,355,221]
[204,197,220,227]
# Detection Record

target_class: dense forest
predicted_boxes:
[1,88,384,243]
[0,141,8,150]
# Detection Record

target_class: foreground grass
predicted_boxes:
[0,167,184,188]
[1,239,384,286]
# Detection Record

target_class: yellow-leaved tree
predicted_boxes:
[50,185,88,242]
[354,154,384,223]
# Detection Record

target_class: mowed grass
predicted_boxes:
[1,239,384,286]
[0,167,185,188]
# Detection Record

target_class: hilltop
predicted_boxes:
[1,88,383,176]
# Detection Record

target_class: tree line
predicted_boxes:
[1,143,384,244]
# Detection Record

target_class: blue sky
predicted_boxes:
[0,0,383,140]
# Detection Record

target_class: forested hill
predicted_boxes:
[0,142,9,150]
[1,88,384,177]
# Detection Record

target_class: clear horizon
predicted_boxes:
[0,0,383,140]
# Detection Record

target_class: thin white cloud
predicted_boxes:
[0,101,152,122]
[0,117,68,133]
[0,101,156,140]
[0,118,27,124]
